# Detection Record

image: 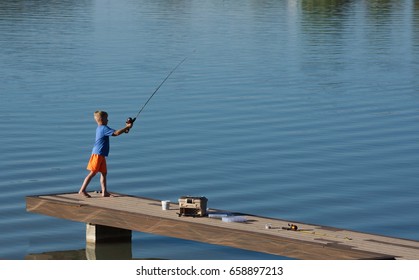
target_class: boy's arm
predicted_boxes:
[112,123,133,136]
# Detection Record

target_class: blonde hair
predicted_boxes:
[94,110,108,121]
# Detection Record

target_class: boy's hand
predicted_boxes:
[125,117,135,133]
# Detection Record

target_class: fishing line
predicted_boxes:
[125,55,189,130]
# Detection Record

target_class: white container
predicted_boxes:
[208,213,229,219]
[222,216,247,223]
[161,200,170,210]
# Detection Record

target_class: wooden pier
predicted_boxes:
[26,192,419,260]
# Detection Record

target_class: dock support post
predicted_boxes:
[85,223,132,260]
[86,223,132,244]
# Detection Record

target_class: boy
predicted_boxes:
[78,111,133,198]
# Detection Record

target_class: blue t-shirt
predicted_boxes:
[92,125,115,157]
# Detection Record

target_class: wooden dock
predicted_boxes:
[26,192,419,260]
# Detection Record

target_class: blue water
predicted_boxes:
[1,0,419,260]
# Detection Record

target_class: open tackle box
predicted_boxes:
[178,196,208,217]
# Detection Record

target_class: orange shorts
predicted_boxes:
[87,154,107,174]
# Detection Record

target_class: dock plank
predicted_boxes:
[26,192,419,260]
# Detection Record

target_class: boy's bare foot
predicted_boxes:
[102,192,114,197]
[79,191,91,198]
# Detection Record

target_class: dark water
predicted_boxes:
[1,0,418,259]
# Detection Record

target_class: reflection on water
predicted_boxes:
[26,249,87,261]
[26,243,141,260]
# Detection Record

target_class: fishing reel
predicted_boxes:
[125,117,136,133]
[282,223,298,231]
[289,224,298,231]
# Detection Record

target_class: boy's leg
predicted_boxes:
[79,171,97,197]
[100,172,112,197]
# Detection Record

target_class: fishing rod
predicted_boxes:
[125,55,189,132]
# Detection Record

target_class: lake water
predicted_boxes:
[1,0,418,260]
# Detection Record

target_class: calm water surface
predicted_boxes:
[1,0,419,259]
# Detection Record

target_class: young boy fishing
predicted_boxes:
[78,111,133,198]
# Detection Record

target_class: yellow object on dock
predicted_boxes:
[26,192,419,260]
